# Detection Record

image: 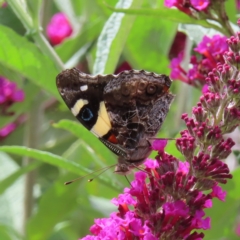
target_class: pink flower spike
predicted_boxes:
[111,190,136,206]
[236,222,240,236]
[12,89,25,102]
[194,35,228,57]
[164,0,178,7]
[0,123,16,137]
[1,2,7,7]
[144,159,159,169]
[152,139,168,152]
[177,161,190,175]
[163,200,189,217]
[202,84,209,94]
[46,12,73,46]
[134,171,147,182]
[192,210,211,230]
[204,199,212,208]
[210,185,226,201]
[190,0,210,11]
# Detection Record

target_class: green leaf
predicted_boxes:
[7,0,33,30]
[54,120,126,188]
[0,5,25,34]
[0,156,42,195]
[54,0,78,28]
[165,133,183,160]
[55,20,103,63]
[0,146,81,172]
[27,0,42,27]
[233,150,240,164]
[27,174,81,240]
[204,168,240,239]
[125,16,176,73]
[0,25,60,100]
[53,119,116,166]
[0,146,121,191]
[93,0,143,74]
[225,0,237,24]
[102,4,215,28]
[0,225,22,240]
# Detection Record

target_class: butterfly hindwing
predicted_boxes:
[103,70,174,151]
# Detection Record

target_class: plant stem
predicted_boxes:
[7,0,33,30]
[32,31,64,71]
[215,97,229,126]
[22,93,43,234]
[218,1,235,37]
[7,0,64,71]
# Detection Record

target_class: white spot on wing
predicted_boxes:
[80,85,88,91]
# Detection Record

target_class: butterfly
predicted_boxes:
[56,68,174,174]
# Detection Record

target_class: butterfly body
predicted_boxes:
[56,68,174,174]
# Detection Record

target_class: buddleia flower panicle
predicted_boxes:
[0,76,24,140]
[80,20,240,240]
[169,34,228,88]
[46,12,73,46]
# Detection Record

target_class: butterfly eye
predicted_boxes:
[81,107,94,122]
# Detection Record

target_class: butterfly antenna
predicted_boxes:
[148,137,176,141]
[65,164,116,185]
[88,164,116,182]
[124,175,132,187]
[133,165,149,174]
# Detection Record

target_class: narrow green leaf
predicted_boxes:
[233,150,240,164]
[0,146,82,173]
[103,4,214,28]
[0,160,42,195]
[7,0,33,30]
[53,119,116,165]
[125,16,176,73]
[0,25,60,100]
[225,0,237,24]
[0,6,25,34]
[27,174,81,240]
[0,146,121,191]
[0,225,22,240]
[27,0,42,27]
[55,20,103,63]
[93,0,143,74]
[205,168,240,238]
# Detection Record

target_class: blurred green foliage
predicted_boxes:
[0,0,239,240]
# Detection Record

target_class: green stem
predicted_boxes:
[205,20,229,36]
[7,0,64,71]
[218,1,235,37]
[32,31,64,71]
[215,97,229,125]
[7,0,33,30]
[22,92,43,234]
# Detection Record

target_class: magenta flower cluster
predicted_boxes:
[0,76,24,140]
[80,24,240,240]
[164,0,210,16]
[46,12,73,46]
[169,35,228,88]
